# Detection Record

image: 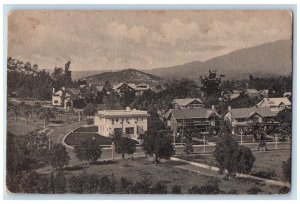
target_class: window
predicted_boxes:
[116,118,119,122]
[125,127,134,134]
[54,100,58,104]
[112,119,114,123]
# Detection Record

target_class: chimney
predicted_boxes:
[211,105,215,110]
[126,107,130,111]
[52,88,55,94]
[62,87,65,91]
[228,106,231,111]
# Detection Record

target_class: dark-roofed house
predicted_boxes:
[164,107,220,135]
[52,87,85,109]
[172,98,204,109]
[223,106,278,134]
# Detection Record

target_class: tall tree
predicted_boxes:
[111,131,136,159]
[48,143,70,170]
[139,130,175,164]
[74,139,102,165]
[200,70,225,107]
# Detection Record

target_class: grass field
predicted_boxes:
[176,149,291,181]
[7,118,42,136]
[62,157,283,194]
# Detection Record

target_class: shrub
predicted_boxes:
[188,181,220,194]
[228,189,238,194]
[279,186,290,194]
[171,185,182,194]
[282,157,291,183]
[247,186,263,194]
[129,175,152,194]
[87,118,94,125]
[152,182,168,194]
[251,170,277,179]
[120,177,133,193]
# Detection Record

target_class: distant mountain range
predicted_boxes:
[144,39,292,80]
[83,69,164,86]
[71,39,292,83]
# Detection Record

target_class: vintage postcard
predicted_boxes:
[6,10,292,194]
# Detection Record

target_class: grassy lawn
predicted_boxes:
[62,157,282,194]
[251,150,291,181]
[65,132,113,146]
[176,149,291,181]
[74,126,98,133]
[7,118,42,136]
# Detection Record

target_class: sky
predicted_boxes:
[8,10,292,71]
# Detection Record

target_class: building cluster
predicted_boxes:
[163,95,291,137]
[52,81,151,109]
[52,82,292,141]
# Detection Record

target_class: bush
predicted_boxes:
[228,189,238,194]
[129,175,152,194]
[171,185,182,194]
[282,157,291,183]
[251,170,277,179]
[87,118,94,125]
[188,181,220,194]
[120,177,133,193]
[152,182,168,194]
[279,186,290,194]
[247,186,263,194]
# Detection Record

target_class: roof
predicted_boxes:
[97,108,150,118]
[230,93,240,100]
[257,97,291,107]
[166,108,220,120]
[229,107,277,119]
[66,88,81,95]
[245,89,258,94]
[173,98,203,107]
[94,85,104,92]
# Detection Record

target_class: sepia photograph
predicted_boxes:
[6,10,293,195]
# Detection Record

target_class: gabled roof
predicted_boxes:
[173,98,203,107]
[94,85,104,92]
[166,108,220,120]
[228,107,276,119]
[257,97,291,107]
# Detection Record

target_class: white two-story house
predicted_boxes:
[94,107,150,140]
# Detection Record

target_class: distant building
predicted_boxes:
[256,97,291,112]
[172,98,204,109]
[223,106,278,134]
[244,89,259,98]
[164,107,220,135]
[283,92,292,98]
[94,107,150,140]
[258,89,269,98]
[113,82,150,96]
[52,87,85,109]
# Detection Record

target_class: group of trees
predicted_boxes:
[7,57,75,100]
[7,101,56,128]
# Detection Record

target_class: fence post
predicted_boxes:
[203,135,206,153]
[275,134,278,150]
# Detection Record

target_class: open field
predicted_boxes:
[7,118,42,135]
[176,149,291,181]
[61,157,283,194]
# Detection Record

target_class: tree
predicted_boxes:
[48,143,70,170]
[32,102,42,124]
[213,134,255,176]
[139,130,175,164]
[200,70,225,107]
[282,157,291,183]
[39,107,55,129]
[236,146,256,174]
[74,139,102,165]
[111,131,136,159]
[83,103,97,119]
[19,102,32,124]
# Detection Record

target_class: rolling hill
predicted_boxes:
[144,40,292,80]
[83,68,164,86]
